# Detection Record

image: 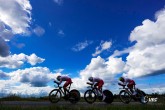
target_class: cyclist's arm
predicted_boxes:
[54,79,62,85]
[118,81,126,86]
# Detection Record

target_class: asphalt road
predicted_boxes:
[0,101,161,107]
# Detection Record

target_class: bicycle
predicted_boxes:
[84,82,114,104]
[119,86,149,104]
[49,81,80,104]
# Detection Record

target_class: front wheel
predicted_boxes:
[49,89,61,103]
[69,89,81,104]
[119,90,132,104]
[84,90,96,104]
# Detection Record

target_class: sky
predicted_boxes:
[0,0,165,97]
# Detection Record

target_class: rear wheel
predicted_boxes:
[69,89,81,104]
[103,90,114,104]
[49,89,61,103]
[119,90,131,104]
[84,90,96,104]
[137,90,149,104]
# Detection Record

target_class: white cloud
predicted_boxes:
[0,80,53,97]
[92,41,112,57]
[26,53,45,66]
[33,26,45,37]
[72,40,93,52]
[72,56,125,91]
[0,53,45,69]
[111,47,133,57]
[0,0,32,57]
[0,22,14,41]
[54,68,64,73]
[0,67,63,97]
[53,0,63,5]
[0,0,32,34]
[73,8,165,92]
[124,8,165,78]
[10,67,52,87]
[58,29,65,37]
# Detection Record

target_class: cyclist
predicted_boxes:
[88,77,106,100]
[56,75,72,95]
[118,76,136,95]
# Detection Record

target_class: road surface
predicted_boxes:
[0,101,162,108]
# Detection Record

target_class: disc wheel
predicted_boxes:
[103,90,114,104]
[69,89,81,104]
[137,90,149,104]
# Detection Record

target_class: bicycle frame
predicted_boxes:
[54,82,72,96]
[87,82,102,96]
[119,87,147,100]
[119,87,135,95]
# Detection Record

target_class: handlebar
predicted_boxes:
[87,82,93,85]
[54,80,60,86]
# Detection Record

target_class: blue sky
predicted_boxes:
[0,0,165,96]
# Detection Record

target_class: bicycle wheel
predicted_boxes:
[49,89,61,103]
[69,89,81,104]
[119,90,131,104]
[137,90,149,104]
[84,90,97,104]
[103,90,114,104]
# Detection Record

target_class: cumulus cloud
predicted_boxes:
[124,8,165,78]
[0,22,14,41]
[92,41,112,57]
[0,53,45,69]
[0,80,53,97]
[0,0,32,56]
[72,8,165,92]
[10,67,53,87]
[0,67,63,97]
[33,26,45,37]
[0,0,32,34]
[26,53,45,66]
[72,40,93,52]
[72,56,125,91]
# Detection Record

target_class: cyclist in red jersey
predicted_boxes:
[118,76,136,95]
[88,77,106,100]
[56,75,72,95]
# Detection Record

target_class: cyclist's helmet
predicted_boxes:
[119,77,124,82]
[88,77,93,82]
[57,75,61,81]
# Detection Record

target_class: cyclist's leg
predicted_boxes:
[98,80,106,101]
[63,82,69,95]
[94,82,100,95]
[98,80,104,95]
[98,80,104,93]
[128,81,136,95]
[127,83,134,93]
[63,78,72,95]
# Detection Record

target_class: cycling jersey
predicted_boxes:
[118,77,135,89]
[58,76,72,88]
[90,77,104,90]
